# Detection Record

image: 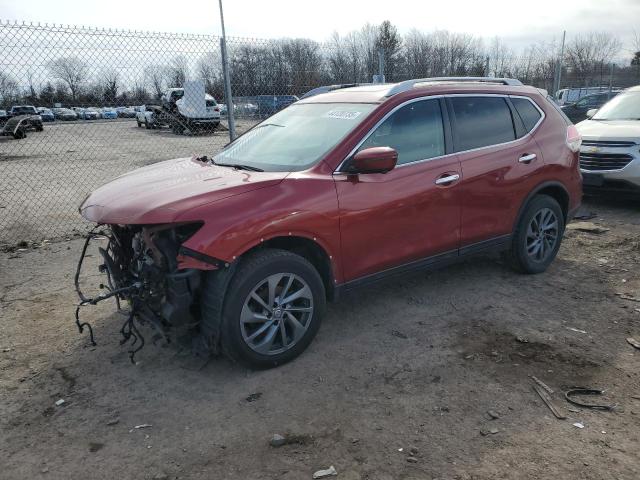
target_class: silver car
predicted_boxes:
[576,86,640,196]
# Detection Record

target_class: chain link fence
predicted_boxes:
[0,22,341,246]
[1,21,638,246]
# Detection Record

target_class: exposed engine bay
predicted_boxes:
[74,224,208,362]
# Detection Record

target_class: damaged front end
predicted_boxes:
[74,223,216,362]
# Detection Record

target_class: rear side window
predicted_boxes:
[450,97,515,151]
[511,97,542,132]
[359,99,445,165]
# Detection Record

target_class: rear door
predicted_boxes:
[448,94,545,249]
[335,97,462,282]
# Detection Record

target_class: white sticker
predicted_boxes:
[324,110,362,120]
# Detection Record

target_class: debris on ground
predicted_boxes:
[480,427,500,436]
[531,376,554,394]
[88,442,104,453]
[406,456,418,463]
[573,422,585,429]
[269,433,287,447]
[566,222,609,234]
[515,335,529,343]
[565,388,616,411]
[566,327,587,334]
[487,410,500,420]
[313,466,338,479]
[390,330,408,339]
[129,424,152,432]
[106,418,119,426]
[55,399,65,407]
[573,208,597,221]
[533,385,566,419]
[626,337,640,350]
[246,392,262,402]
[616,293,640,303]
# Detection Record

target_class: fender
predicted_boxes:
[512,180,570,231]
[177,176,344,283]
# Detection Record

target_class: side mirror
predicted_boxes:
[350,147,398,174]
[586,108,597,119]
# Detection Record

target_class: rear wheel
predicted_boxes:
[202,249,326,369]
[137,120,142,127]
[144,119,151,129]
[505,194,564,274]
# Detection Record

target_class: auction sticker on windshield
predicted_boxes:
[324,110,362,120]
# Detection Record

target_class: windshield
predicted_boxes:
[214,103,376,172]
[593,91,640,120]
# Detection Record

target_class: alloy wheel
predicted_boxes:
[526,208,559,262]
[240,273,314,355]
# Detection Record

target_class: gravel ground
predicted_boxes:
[1,197,639,479]
[0,119,256,246]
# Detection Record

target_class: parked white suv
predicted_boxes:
[576,86,640,197]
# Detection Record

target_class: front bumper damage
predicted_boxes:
[74,223,212,362]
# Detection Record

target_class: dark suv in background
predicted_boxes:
[561,91,620,123]
[9,105,44,131]
[79,77,582,368]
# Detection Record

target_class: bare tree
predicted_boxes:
[565,32,622,84]
[144,65,167,99]
[46,56,88,102]
[168,55,190,87]
[197,52,222,97]
[101,69,119,103]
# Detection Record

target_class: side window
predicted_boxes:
[450,97,516,151]
[511,97,543,133]
[358,99,445,165]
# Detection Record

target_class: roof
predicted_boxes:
[300,81,542,104]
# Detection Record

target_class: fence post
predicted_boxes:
[553,30,566,96]
[220,37,236,141]
[218,0,236,141]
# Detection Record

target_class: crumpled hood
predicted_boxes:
[576,119,640,142]
[80,157,288,224]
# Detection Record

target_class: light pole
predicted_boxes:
[218,0,236,141]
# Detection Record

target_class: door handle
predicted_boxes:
[435,173,460,185]
[519,153,537,163]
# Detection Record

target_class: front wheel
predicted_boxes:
[202,249,326,368]
[505,194,564,274]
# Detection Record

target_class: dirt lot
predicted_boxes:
[0,119,255,246]
[1,197,639,479]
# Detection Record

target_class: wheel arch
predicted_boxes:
[238,235,338,301]
[513,181,570,231]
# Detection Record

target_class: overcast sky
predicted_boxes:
[2,0,638,57]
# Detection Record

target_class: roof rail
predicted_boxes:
[300,83,373,99]
[385,77,523,97]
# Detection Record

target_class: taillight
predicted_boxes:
[214,107,220,112]
[566,125,581,153]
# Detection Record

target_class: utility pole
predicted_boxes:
[373,48,385,83]
[608,62,614,95]
[553,31,566,96]
[218,0,236,141]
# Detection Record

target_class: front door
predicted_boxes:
[334,98,462,282]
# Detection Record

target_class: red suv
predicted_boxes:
[78,77,582,368]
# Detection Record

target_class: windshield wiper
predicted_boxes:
[214,162,264,172]
[253,123,285,129]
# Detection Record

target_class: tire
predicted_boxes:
[137,120,142,127]
[35,124,43,132]
[504,194,564,274]
[144,119,150,130]
[201,249,326,369]
[13,128,26,139]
